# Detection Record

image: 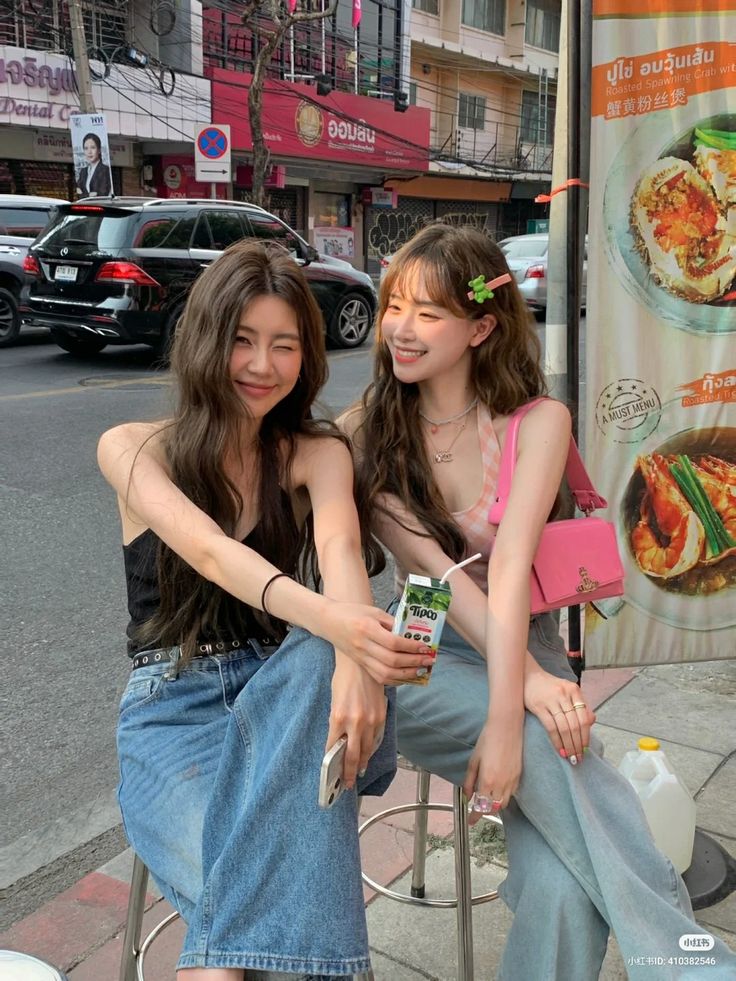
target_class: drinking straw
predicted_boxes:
[440,553,483,584]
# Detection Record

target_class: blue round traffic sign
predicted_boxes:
[197,127,228,159]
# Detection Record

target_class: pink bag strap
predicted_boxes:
[488,398,607,524]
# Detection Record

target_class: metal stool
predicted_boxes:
[119,853,375,980]
[119,854,179,981]
[359,759,501,981]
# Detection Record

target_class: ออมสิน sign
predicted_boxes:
[584,0,736,668]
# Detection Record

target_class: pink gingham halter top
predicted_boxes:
[394,402,501,594]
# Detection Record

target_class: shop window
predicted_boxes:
[312,192,351,228]
[525,0,561,52]
[520,90,556,145]
[413,0,439,14]
[458,93,486,130]
[461,0,505,35]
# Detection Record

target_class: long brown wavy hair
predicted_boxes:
[134,240,347,659]
[355,222,548,565]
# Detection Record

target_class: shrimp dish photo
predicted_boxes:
[626,442,736,596]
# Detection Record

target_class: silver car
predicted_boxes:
[0,194,67,346]
[498,232,587,313]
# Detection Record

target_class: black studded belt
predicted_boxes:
[130,637,279,671]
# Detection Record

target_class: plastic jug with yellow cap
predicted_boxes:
[618,737,696,873]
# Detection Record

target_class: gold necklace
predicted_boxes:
[425,418,468,463]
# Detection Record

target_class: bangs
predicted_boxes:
[382,251,470,318]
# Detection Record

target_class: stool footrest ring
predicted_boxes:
[359,801,501,909]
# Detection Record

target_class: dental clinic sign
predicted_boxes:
[0,51,77,123]
[0,44,211,138]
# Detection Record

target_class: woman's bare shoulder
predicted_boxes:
[335,404,365,446]
[97,420,170,471]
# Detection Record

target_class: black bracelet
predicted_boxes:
[261,572,292,616]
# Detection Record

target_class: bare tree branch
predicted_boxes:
[241,0,342,206]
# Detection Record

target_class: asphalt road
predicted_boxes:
[1,316,579,925]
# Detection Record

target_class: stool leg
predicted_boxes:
[119,854,149,981]
[410,768,431,899]
[453,785,474,981]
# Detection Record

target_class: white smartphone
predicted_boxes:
[317,710,388,810]
[318,735,348,809]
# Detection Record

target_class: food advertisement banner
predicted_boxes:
[585,0,736,667]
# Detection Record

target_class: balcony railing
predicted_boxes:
[431,118,553,174]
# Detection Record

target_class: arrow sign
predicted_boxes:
[195,124,231,183]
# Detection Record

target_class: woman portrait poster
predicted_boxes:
[70,113,114,199]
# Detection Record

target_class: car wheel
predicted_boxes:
[50,329,108,356]
[327,292,373,348]
[151,304,183,364]
[0,287,21,347]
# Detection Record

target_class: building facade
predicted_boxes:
[0,0,559,273]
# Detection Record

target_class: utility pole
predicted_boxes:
[68,0,96,113]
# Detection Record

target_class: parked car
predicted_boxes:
[24,198,377,356]
[497,232,588,313]
[0,194,67,346]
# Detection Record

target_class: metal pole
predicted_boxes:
[68,0,96,113]
[211,182,216,200]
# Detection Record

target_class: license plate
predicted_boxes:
[55,265,78,282]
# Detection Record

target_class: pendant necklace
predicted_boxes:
[419,398,478,435]
[425,418,468,464]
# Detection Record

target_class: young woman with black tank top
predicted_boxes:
[97,241,434,981]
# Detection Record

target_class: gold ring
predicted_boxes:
[552,710,566,718]
[563,707,577,714]
[573,702,587,710]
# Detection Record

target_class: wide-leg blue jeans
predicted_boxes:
[396,612,736,980]
[117,628,396,977]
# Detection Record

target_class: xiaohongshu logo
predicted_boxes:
[679,934,715,951]
[327,117,376,151]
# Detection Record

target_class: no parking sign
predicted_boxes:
[194,125,231,183]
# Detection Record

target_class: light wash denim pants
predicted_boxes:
[117,627,396,977]
[396,611,736,981]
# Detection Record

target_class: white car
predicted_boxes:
[498,232,588,313]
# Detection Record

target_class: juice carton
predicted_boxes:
[392,575,452,686]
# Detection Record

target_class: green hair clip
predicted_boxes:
[467,272,513,303]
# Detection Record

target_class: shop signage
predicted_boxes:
[362,187,397,208]
[33,130,133,166]
[155,155,228,200]
[1,44,210,139]
[235,164,286,189]
[210,67,430,172]
[313,226,355,258]
[584,0,736,668]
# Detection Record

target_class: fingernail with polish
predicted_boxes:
[583,746,589,754]
[559,748,568,758]
[416,667,428,677]
[358,768,367,777]
[419,645,433,654]
[569,755,578,766]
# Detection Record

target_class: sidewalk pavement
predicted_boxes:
[2,659,734,980]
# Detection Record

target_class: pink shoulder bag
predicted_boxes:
[488,399,625,614]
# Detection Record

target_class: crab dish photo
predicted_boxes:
[630,124,736,305]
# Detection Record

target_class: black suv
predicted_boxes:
[24,198,376,356]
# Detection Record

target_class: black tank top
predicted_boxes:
[123,514,295,656]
